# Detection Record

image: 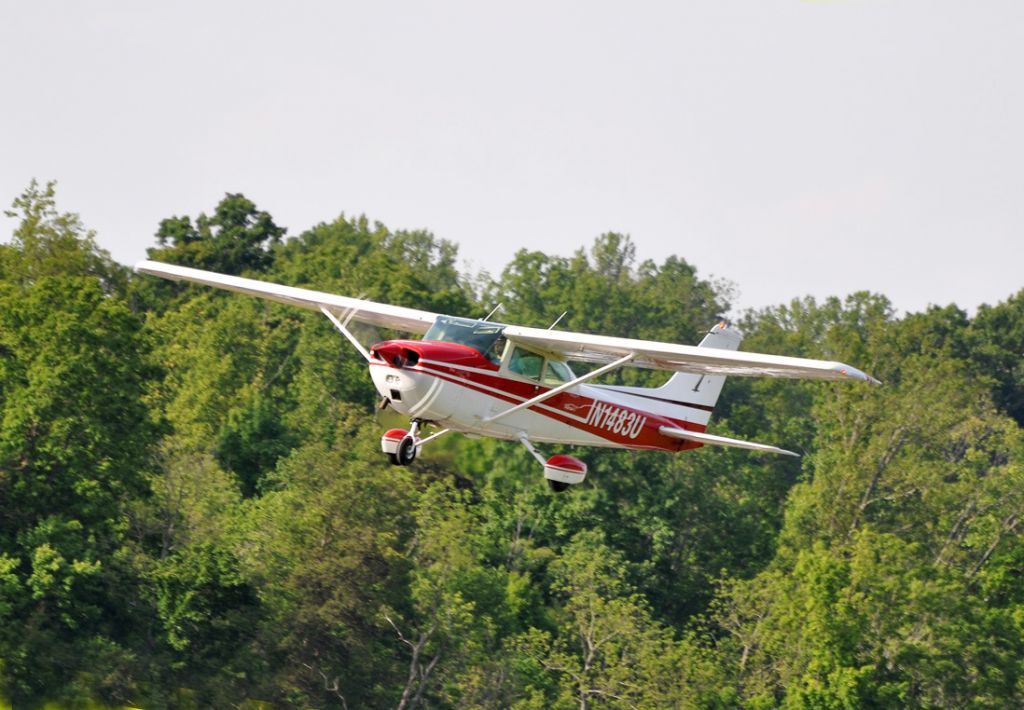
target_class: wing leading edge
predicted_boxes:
[135,260,439,334]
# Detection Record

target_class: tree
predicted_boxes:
[970,289,1024,426]
[714,351,1024,707]
[385,484,501,710]
[238,409,417,707]
[272,214,475,318]
[2,179,125,292]
[515,530,719,709]
[0,190,159,704]
[488,233,726,341]
[145,293,303,493]
[147,193,284,275]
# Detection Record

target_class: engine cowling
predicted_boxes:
[543,455,587,486]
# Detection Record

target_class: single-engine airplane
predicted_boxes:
[137,260,879,491]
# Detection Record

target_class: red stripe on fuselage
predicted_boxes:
[402,359,705,452]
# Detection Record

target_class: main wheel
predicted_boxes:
[397,435,418,466]
[548,479,569,493]
[387,453,401,466]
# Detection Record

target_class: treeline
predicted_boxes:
[1,180,1023,708]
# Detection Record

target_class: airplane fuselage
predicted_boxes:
[369,339,705,452]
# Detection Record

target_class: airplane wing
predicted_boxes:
[137,261,879,384]
[135,260,439,334]
[502,323,881,384]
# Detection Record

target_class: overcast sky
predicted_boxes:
[2,1,1021,316]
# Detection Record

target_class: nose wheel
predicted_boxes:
[381,421,449,466]
[395,434,418,466]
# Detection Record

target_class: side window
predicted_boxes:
[542,359,574,385]
[509,346,544,382]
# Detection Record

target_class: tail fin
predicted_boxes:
[658,321,740,403]
[644,322,741,425]
[594,322,742,426]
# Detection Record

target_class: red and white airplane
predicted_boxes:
[137,260,879,491]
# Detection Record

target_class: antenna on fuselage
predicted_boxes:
[481,303,503,322]
[547,311,568,330]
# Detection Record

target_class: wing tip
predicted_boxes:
[135,259,181,279]
[834,363,882,386]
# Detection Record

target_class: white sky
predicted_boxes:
[2,1,1022,316]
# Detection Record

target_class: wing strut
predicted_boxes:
[517,433,548,466]
[483,353,635,424]
[320,305,371,362]
[416,428,451,446]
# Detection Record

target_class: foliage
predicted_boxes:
[148,193,284,275]
[0,183,158,707]
[2,181,1022,708]
[1,179,126,293]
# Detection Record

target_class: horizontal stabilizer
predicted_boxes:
[659,426,799,457]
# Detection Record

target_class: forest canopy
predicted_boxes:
[1,181,1023,708]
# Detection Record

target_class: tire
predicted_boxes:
[397,435,417,466]
[548,479,569,493]
[387,453,400,466]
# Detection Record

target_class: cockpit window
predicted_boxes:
[543,359,575,385]
[509,346,544,381]
[507,345,576,384]
[425,316,506,364]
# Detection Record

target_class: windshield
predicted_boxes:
[425,316,506,364]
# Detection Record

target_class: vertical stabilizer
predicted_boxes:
[591,322,743,426]
[640,322,742,426]
[658,321,741,406]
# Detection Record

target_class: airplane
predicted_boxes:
[136,260,880,491]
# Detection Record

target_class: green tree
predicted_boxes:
[487,233,727,353]
[385,484,508,710]
[145,293,303,493]
[1,179,125,292]
[125,443,266,706]
[515,530,719,709]
[147,193,284,275]
[239,409,416,707]
[970,289,1024,426]
[272,214,474,318]
[0,188,159,705]
[715,352,1024,707]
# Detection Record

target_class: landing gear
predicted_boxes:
[382,425,416,466]
[385,435,418,465]
[396,421,421,465]
[382,428,408,465]
[518,434,588,493]
[380,421,450,467]
[396,434,417,466]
